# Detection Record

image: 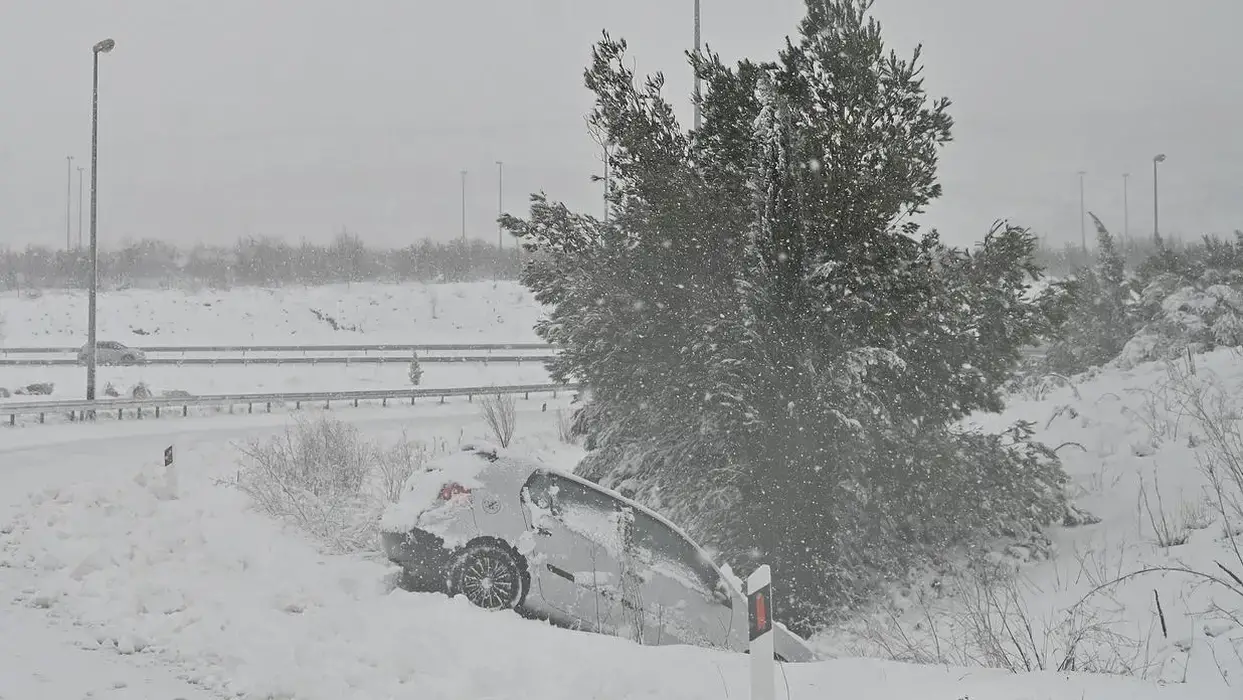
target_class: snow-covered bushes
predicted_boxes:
[234,416,434,553]
[1113,273,1243,369]
[1047,230,1243,374]
[1045,217,1139,375]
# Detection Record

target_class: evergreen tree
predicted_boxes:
[506,0,1067,631]
[1046,214,1138,373]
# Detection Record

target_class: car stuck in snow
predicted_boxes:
[379,443,815,662]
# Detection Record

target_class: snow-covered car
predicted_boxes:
[77,341,146,366]
[379,444,816,662]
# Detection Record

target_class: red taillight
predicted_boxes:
[438,482,472,501]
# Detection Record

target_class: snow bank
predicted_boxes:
[822,348,1243,688]
[1,433,1229,698]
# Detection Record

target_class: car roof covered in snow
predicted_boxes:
[454,444,723,574]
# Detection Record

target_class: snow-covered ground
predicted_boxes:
[818,347,1243,689]
[0,281,543,346]
[0,282,551,400]
[0,281,1237,698]
[2,400,1229,699]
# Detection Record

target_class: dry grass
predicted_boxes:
[1137,476,1191,548]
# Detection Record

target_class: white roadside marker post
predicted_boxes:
[747,564,775,700]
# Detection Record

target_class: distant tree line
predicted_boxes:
[1031,232,1231,278]
[0,233,522,290]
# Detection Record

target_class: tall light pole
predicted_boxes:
[460,169,467,241]
[86,37,115,406]
[495,161,504,249]
[77,166,85,250]
[1122,172,1130,249]
[1077,170,1087,254]
[1152,153,1166,242]
[693,0,702,131]
[65,155,74,251]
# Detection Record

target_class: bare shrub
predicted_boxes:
[480,393,517,447]
[234,415,377,553]
[376,432,432,503]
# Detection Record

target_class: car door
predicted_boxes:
[520,471,625,635]
[625,508,736,650]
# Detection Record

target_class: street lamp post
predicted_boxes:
[65,155,75,251]
[1122,172,1130,249]
[1152,153,1166,243]
[77,166,85,250]
[495,161,503,249]
[86,37,115,407]
[460,169,467,241]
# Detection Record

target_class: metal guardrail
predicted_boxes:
[0,354,557,367]
[0,342,558,355]
[2,382,582,426]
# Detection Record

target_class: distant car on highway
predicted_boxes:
[380,444,817,662]
[77,341,146,366]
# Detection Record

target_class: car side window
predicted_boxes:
[521,471,555,511]
[546,475,620,519]
[630,510,732,606]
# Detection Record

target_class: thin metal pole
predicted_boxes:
[460,169,467,241]
[1078,170,1086,254]
[1122,172,1129,248]
[87,51,100,404]
[66,155,74,250]
[1153,158,1160,242]
[693,0,702,131]
[77,166,84,250]
[496,161,503,249]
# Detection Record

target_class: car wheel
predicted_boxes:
[120,354,137,365]
[447,540,528,611]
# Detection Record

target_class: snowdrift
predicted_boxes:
[1,421,1235,699]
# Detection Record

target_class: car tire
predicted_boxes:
[121,354,137,365]
[446,539,529,611]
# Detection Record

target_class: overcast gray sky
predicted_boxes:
[2,0,1240,252]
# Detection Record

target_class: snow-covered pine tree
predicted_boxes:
[506,0,1068,633]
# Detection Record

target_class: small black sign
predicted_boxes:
[164,445,173,467]
[748,583,773,641]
